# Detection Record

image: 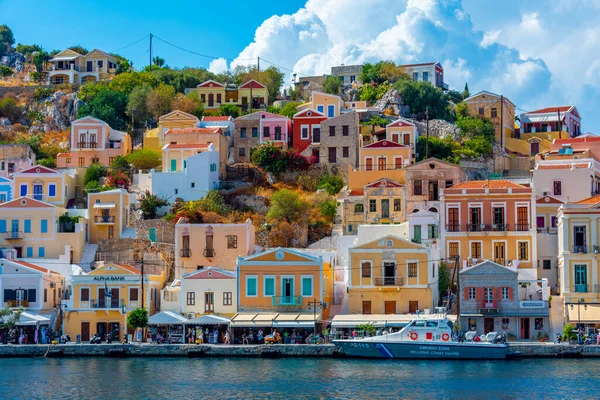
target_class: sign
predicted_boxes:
[93,276,126,282]
[520,301,545,309]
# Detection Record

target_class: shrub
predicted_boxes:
[251,142,312,174]
[219,103,240,118]
[84,163,106,185]
[0,97,22,121]
[266,189,309,223]
[138,190,169,219]
[126,149,161,170]
[318,198,337,222]
[318,173,344,195]
[37,158,56,168]
[105,171,131,190]
[563,324,577,342]
[84,180,102,192]
[110,155,130,173]
[0,65,13,77]
[297,174,319,191]
[29,71,42,83]
[197,190,229,215]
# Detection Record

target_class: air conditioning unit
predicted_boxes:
[187,313,195,319]
[543,192,548,196]
[50,283,56,288]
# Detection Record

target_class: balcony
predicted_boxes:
[515,224,530,232]
[180,248,192,258]
[480,298,498,309]
[574,284,589,293]
[491,224,509,232]
[467,224,484,232]
[272,296,303,306]
[5,300,29,307]
[446,224,461,232]
[94,216,115,224]
[204,248,215,258]
[77,142,98,149]
[50,64,80,72]
[374,276,404,286]
[91,299,124,309]
[573,245,588,254]
[5,231,22,240]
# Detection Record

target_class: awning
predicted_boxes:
[567,304,600,323]
[93,202,116,209]
[272,313,320,328]
[188,315,230,325]
[1,311,51,326]
[230,313,279,328]
[50,56,78,61]
[331,314,387,328]
[148,311,188,325]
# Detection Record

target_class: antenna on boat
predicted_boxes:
[454,255,461,329]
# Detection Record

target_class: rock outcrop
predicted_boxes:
[39,91,82,131]
[0,52,26,73]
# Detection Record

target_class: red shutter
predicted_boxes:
[464,287,469,300]
[508,287,513,300]
[475,288,482,301]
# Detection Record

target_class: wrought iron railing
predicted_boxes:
[374,277,404,286]
[180,248,192,258]
[271,296,303,306]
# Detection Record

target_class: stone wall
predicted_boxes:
[136,219,175,244]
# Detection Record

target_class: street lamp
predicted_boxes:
[569,299,587,344]
[308,298,324,334]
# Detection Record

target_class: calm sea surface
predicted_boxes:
[0,357,599,399]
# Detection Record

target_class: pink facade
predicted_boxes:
[259,112,290,147]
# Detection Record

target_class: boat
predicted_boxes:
[333,316,510,359]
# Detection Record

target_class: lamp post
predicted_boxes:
[308,298,324,334]
[569,299,587,344]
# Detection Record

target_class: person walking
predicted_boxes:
[224,330,231,344]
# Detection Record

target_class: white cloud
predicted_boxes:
[481,30,500,48]
[208,58,228,74]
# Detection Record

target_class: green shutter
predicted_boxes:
[265,278,274,296]
[170,159,177,171]
[247,278,257,296]
[302,277,312,297]
[148,228,156,242]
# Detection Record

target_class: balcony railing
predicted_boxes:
[574,284,588,293]
[374,276,404,286]
[516,224,530,232]
[51,64,80,72]
[5,300,29,307]
[573,245,588,254]
[446,224,461,232]
[467,224,484,232]
[5,231,22,240]
[204,248,215,257]
[180,248,192,258]
[94,216,115,223]
[91,299,124,309]
[272,296,303,306]
[77,142,98,149]
[480,299,498,309]
[445,224,531,233]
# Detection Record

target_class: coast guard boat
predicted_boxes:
[333,316,510,359]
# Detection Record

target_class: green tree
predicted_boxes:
[152,56,165,68]
[462,83,470,99]
[110,155,131,173]
[438,263,451,296]
[0,97,23,122]
[78,88,129,130]
[69,45,89,55]
[109,71,157,95]
[318,173,344,195]
[127,308,149,334]
[84,163,106,185]
[0,306,22,329]
[218,103,240,118]
[32,51,50,72]
[323,75,342,95]
[138,190,169,219]
[415,136,460,163]
[266,189,309,223]
[126,149,161,170]
[318,198,337,222]
[394,79,451,120]
[127,84,152,125]
[196,190,230,214]
[15,43,42,56]
[278,101,301,118]
[359,63,378,84]
[0,25,15,56]
[361,115,388,132]
[0,65,13,77]
[37,158,56,168]
[358,84,377,103]
[172,92,204,118]
[147,83,176,119]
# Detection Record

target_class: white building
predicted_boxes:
[180,267,237,317]
[402,62,447,91]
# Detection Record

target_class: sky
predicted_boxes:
[2,0,600,132]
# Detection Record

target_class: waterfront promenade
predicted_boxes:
[1,342,600,358]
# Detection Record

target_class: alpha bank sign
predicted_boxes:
[520,301,545,309]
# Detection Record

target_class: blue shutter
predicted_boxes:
[247,277,257,296]
[26,247,33,257]
[38,247,45,257]
[41,219,48,233]
[0,220,6,233]
[49,184,56,197]
[265,278,274,296]
[328,105,335,117]
[20,184,27,197]
[24,220,31,233]
[302,277,312,297]
[317,105,324,113]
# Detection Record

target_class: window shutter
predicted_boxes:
[508,287,513,300]
[475,287,482,301]
[463,287,469,300]
[28,289,36,302]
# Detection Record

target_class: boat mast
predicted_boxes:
[454,255,461,330]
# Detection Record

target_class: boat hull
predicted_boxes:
[333,340,509,360]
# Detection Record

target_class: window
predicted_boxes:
[449,242,459,258]
[470,242,481,259]
[301,126,309,139]
[240,127,247,138]
[493,207,504,227]
[574,265,587,286]
[484,287,493,302]
[38,247,45,257]
[354,204,364,213]
[246,276,258,297]
[342,125,349,136]
[329,126,336,136]
[20,184,27,197]
[408,262,417,278]
[98,60,103,68]
[0,220,5,233]
[190,182,195,188]
[445,180,453,188]
[422,71,428,82]
[264,277,275,297]
[342,147,349,158]
[327,105,335,117]
[216,93,222,104]
[78,157,85,167]
[239,147,246,157]
[491,108,497,118]
[130,287,139,302]
[535,318,544,331]
[394,199,401,212]
[362,300,372,314]
[252,127,258,137]
[428,224,438,239]
[301,276,313,297]
[186,292,195,306]
[468,288,476,300]
[348,224,353,232]
[81,288,90,302]
[501,318,510,330]
[312,127,321,143]
[226,235,238,249]
[478,108,484,115]
[328,147,336,163]
[66,157,71,164]
[44,288,47,303]
[553,181,562,196]
[26,247,33,257]
[369,199,376,212]
[361,262,371,278]
[263,126,270,137]
[518,242,528,260]
[210,163,217,172]
[412,72,418,80]
[0,162,3,170]
[543,260,551,270]
[501,287,509,300]
[413,180,422,195]
[41,219,48,233]
[24,219,31,233]
[223,292,232,306]
[49,184,56,197]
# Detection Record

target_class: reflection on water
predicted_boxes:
[1,357,599,399]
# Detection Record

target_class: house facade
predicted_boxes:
[0,176,13,202]
[143,110,199,153]
[403,62,447,90]
[196,80,227,112]
[347,235,440,315]
[88,189,131,244]
[0,144,35,178]
[464,91,515,147]
[311,92,343,118]
[163,127,228,178]
[520,106,581,138]
[291,108,327,157]
[330,65,363,85]
[386,118,418,163]
[459,260,549,340]
[181,267,237,317]
[200,116,235,137]
[318,111,360,169]
[47,48,118,84]
[13,165,75,208]
[56,116,132,168]
[233,112,290,163]
[63,262,165,342]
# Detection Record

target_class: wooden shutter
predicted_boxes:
[475,287,482,301]
[464,287,469,300]
[508,287,513,300]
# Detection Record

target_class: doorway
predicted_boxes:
[33,184,43,200]
[86,60,93,72]
[381,199,390,218]
[362,301,372,314]
[383,262,395,285]
[204,292,214,313]
[311,148,320,164]
[14,246,22,258]
[384,301,396,314]
[409,301,418,313]
[520,318,530,339]
[428,181,439,201]
[484,317,495,334]
[96,322,108,339]
[81,322,90,342]
[494,242,506,265]
[282,277,293,301]
[208,93,214,107]
[377,157,387,171]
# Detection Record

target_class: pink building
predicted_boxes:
[56,116,132,168]
[259,111,291,147]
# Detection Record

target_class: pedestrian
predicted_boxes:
[257,329,263,343]
[225,330,231,345]
[242,332,248,345]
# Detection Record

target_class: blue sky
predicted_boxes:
[2,0,600,132]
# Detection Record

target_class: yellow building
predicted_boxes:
[464,91,515,146]
[88,189,131,244]
[347,235,439,314]
[47,48,118,85]
[63,262,165,342]
[237,80,268,112]
[196,80,227,113]
[0,197,86,262]
[347,140,408,190]
[13,165,76,208]
[311,91,343,118]
[386,118,418,161]
[143,110,199,153]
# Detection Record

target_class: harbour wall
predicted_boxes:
[0,343,599,358]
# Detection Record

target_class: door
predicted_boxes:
[520,318,530,339]
[362,301,372,314]
[328,147,336,163]
[311,148,320,164]
[414,225,422,243]
[381,199,390,218]
[447,208,459,231]
[108,226,114,239]
[365,158,373,171]
[494,242,506,265]
[428,181,439,201]
[148,228,157,242]
[282,278,293,302]
[81,322,90,342]
[14,247,22,258]
[274,126,282,141]
[517,206,528,231]
[102,209,110,222]
[377,157,386,171]
[530,142,540,156]
[110,322,120,341]
[409,301,419,313]
[384,301,396,314]
[96,322,107,339]
[33,184,43,200]
[484,317,494,334]
[241,96,248,111]
[170,159,177,172]
[469,207,481,231]
[11,220,18,238]
[383,262,395,285]
[110,288,119,308]
[86,60,93,72]
[327,104,335,117]
[204,292,214,313]
[98,287,106,308]
[312,128,320,143]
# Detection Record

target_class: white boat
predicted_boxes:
[333,316,511,359]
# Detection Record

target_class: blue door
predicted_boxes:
[327,105,335,117]
[11,220,18,239]
[33,184,43,201]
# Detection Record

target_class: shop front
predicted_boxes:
[566,304,600,336]
[147,311,188,343]
[186,315,231,344]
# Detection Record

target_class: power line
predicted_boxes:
[152,35,255,62]
[259,57,312,77]
[110,34,150,54]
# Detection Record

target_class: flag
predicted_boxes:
[104,282,112,297]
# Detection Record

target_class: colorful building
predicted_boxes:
[0,176,13,202]
[386,118,418,161]
[143,110,199,153]
[0,144,35,178]
[195,79,268,113]
[347,235,440,315]
[291,108,327,156]
[200,115,235,137]
[63,262,165,342]
[181,267,237,317]
[13,165,76,208]
[196,80,227,112]
[57,116,132,168]
[233,112,290,163]
[237,80,268,112]
[536,194,562,291]
[163,126,228,177]
[464,91,515,147]
[403,62,448,90]
[0,197,86,261]
[318,111,361,169]
[311,91,343,118]
[47,48,118,84]
[440,180,537,270]
[520,106,581,138]
[347,140,407,190]
[88,189,131,244]
[175,218,256,277]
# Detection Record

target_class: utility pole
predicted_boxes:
[557,108,562,139]
[140,257,145,309]
[149,33,153,71]
[455,255,461,329]
[425,107,430,159]
[500,95,504,149]
[257,56,260,73]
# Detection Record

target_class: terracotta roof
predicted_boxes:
[164,143,210,149]
[349,189,364,196]
[537,163,590,170]
[363,140,407,149]
[202,116,232,122]
[528,106,573,114]
[114,263,141,274]
[165,127,221,135]
[554,137,600,144]
[0,197,54,208]
[449,180,528,190]
[12,260,59,274]
[575,194,600,205]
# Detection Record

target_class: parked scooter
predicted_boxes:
[90,333,102,344]
[60,334,71,344]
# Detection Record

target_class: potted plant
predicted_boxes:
[536,331,549,342]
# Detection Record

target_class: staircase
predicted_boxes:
[326,282,349,320]
[79,244,98,271]
[549,298,565,337]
